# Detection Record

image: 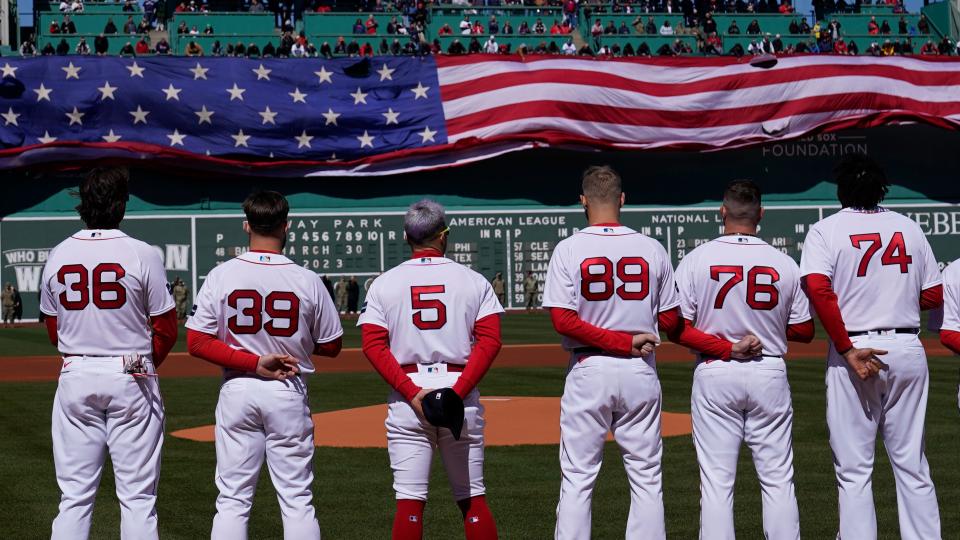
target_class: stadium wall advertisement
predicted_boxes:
[2,124,958,318]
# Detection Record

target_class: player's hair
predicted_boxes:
[243,190,289,235]
[75,167,129,229]
[581,165,622,206]
[835,154,889,210]
[722,179,762,223]
[404,199,447,246]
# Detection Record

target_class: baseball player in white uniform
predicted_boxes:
[939,260,960,407]
[39,168,179,540]
[186,191,343,540]
[542,166,759,540]
[358,199,503,540]
[675,180,815,540]
[800,155,943,540]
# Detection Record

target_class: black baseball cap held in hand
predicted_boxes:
[422,388,465,440]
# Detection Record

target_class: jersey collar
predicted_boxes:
[73,229,128,240]
[715,234,767,246]
[410,248,444,259]
[238,250,293,265]
[580,224,635,235]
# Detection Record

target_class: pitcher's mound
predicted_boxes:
[171,396,692,448]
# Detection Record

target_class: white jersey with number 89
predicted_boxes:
[357,255,504,366]
[800,208,941,331]
[40,229,175,357]
[542,225,680,350]
[186,250,343,373]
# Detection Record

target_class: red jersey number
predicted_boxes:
[580,257,650,301]
[56,263,127,310]
[849,232,913,277]
[411,285,447,330]
[227,290,300,336]
[710,265,780,310]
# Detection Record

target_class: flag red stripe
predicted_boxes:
[445,93,960,136]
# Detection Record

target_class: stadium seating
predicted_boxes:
[38,11,144,35]
[79,1,141,13]
[172,12,276,35]
[435,34,577,53]
[35,34,146,54]
[429,5,566,38]
[303,12,404,35]
[173,34,280,55]
[592,33,699,52]
[821,13,926,36]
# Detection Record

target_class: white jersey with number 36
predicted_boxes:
[800,208,941,331]
[357,255,504,366]
[542,225,680,351]
[185,250,343,373]
[40,229,175,357]
[675,235,811,357]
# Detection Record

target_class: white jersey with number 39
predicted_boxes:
[675,235,811,357]
[185,251,343,373]
[39,229,175,357]
[800,208,941,331]
[357,255,504,366]
[542,225,680,350]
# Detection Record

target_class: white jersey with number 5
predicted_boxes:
[357,255,504,366]
[800,208,940,331]
[40,229,175,356]
[542,224,680,350]
[675,235,811,357]
[185,250,343,373]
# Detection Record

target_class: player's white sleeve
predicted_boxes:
[799,225,833,278]
[917,233,943,290]
[542,243,577,310]
[139,243,175,316]
[184,274,220,334]
[312,275,344,343]
[674,253,698,321]
[39,260,58,317]
[656,243,681,312]
[356,280,388,328]
[476,276,506,321]
[787,266,813,325]
[941,262,960,332]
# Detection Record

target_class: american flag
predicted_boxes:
[1,54,959,176]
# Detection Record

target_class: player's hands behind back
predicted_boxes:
[730,335,763,359]
[842,347,889,380]
[631,333,659,357]
[256,353,301,380]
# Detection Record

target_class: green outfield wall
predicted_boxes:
[2,124,959,318]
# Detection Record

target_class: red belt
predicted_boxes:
[402,363,465,374]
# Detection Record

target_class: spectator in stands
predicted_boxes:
[918,14,929,34]
[534,18,546,34]
[176,21,188,35]
[143,0,156,27]
[76,37,90,54]
[366,14,379,34]
[135,37,150,54]
[155,37,171,54]
[190,26,200,36]
[746,19,761,34]
[212,40,222,56]
[460,16,471,35]
[623,42,635,56]
[391,38,402,55]
[289,39,304,57]
[897,16,908,35]
[249,0,265,12]
[247,42,261,57]
[519,21,531,34]
[346,39,359,56]
[659,20,674,35]
[93,33,108,54]
[55,39,70,56]
[447,38,466,55]
[591,19,603,39]
[727,19,740,34]
[604,20,616,34]
[535,41,549,54]
[880,20,891,35]
[618,21,630,34]
[61,15,77,34]
[772,33,783,52]
[234,41,246,56]
[352,18,364,34]
[279,31,295,56]
[123,0,136,12]
[799,19,810,34]
[186,40,204,56]
[827,19,841,40]
[703,12,717,34]
[119,41,136,56]
[747,39,761,54]
[203,24,214,35]
[788,18,799,34]
[705,32,723,54]
[174,1,186,12]
[319,41,332,58]
[881,39,895,55]
[901,38,913,54]
[641,16,654,34]
[59,0,71,12]
[834,36,848,54]
[333,37,346,55]
[386,16,398,34]
[502,20,514,34]
[939,37,955,55]
[49,20,61,35]
[562,38,576,54]
[41,42,56,56]
[438,24,453,35]
[262,41,276,57]
[489,16,500,35]
[136,17,151,34]
[103,18,118,34]
[867,16,879,35]
[225,43,235,56]
[472,20,485,34]
[123,15,137,34]
[484,35,498,53]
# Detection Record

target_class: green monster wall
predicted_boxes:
[2,124,959,318]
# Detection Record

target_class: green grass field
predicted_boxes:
[0,314,957,538]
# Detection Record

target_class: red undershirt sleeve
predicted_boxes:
[941,329,960,355]
[786,320,816,343]
[668,314,734,360]
[549,308,633,356]
[45,316,58,346]
[452,314,502,399]
[801,274,853,354]
[186,329,259,372]
[313,337,343,358]
[150,309,178,367]
[920,284,944,311]
[361,323,422,402]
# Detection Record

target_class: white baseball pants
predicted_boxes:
[51,356,164,540]
[386,369,486,502]
[555,354,665,540]
[691,357,800,540]
[211,375,321,540]
[826,332,941,540]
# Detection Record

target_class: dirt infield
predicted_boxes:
[1,339,953,382]
[170,396,694,447]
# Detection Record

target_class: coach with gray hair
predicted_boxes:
[358,198,504,540]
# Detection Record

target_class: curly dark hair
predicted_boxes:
[75,167,129,229]
[835,154,889,210]
[243,190,289,235]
